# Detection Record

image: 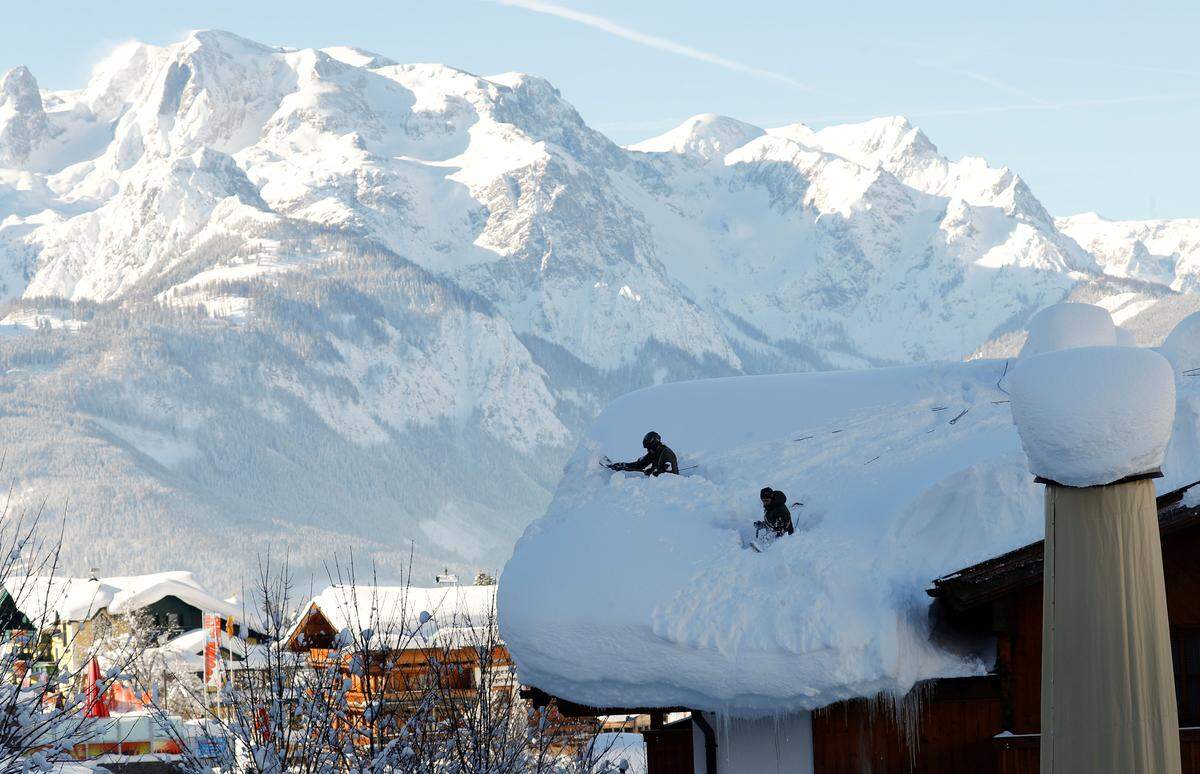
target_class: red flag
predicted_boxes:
[84,657,109,718]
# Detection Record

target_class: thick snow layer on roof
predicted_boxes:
[500,303,1200,715]
[500,360,1040,715]
[6,571,238,625]
[1011,346,1175,487]
[302,584,497,648]
[146,627,268,671]
[1018,302,1122,359]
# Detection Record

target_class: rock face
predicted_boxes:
[0,30,1195,586]
[0,66,51,167]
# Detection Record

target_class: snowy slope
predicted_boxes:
[1057,212,1200,291]
[0,30,1199,586]
[499,306,1200,715]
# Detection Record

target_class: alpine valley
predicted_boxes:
[1,31,1198,586]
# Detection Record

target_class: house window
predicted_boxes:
[1173,628,1200,726]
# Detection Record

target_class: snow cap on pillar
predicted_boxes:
[1011,346,1175,487]
[1160,310,1200,377]
[1018,302,1123,360]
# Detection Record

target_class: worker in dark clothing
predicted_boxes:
[755,487,794,539]
[605,431,679,476]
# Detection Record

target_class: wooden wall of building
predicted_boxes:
[997,524,1200,735]
[1164,527,1200,626]
[812,521,1200,773]
[812,677,1002,773]
[643,720,695,774]
[997,584,1042,734]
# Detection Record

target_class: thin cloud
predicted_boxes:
[911,57,1050,106]
[958,70,1049,105]
[488,0,812,91]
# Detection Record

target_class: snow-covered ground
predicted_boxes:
[590,732,647,774]
[499,304,1200,716]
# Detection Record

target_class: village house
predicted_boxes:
[0,570,255,687]
[285,577,510,726]
[285,576,611,756]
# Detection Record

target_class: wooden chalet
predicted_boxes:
[286,592,513,715]
[287,583,608,755]
[285,583,527,736]
[811,483,1200,773]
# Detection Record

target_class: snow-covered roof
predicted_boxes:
[4,571,240,626]
[145,627,268,671]
[295,584,497,649]
[499,304,1200,717]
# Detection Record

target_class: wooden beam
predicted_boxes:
[519,686,687,718]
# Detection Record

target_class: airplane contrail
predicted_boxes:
[488,0,812,91]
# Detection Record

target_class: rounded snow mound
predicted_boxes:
[1018,302,1121,360]
[500,361,1046,716]
[1161,311,1200,375]
[1011,346,1175,487]
[629,114,765,162]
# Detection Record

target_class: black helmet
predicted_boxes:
[642,431,661,449]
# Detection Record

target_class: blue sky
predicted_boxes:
[4,0,1198,219]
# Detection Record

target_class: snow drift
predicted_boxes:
[500,303,1200,716]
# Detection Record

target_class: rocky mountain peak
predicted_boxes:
[0,65,50,167]
[630,113,766,161]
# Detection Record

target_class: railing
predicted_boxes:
[994,733,1039,774]
[996,729,1200,773]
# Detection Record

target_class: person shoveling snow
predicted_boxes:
[749,487,795,552]
[602,431,680,476]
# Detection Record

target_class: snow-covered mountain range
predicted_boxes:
[1,30,1197,587]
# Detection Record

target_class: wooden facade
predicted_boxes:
[286,604,517,729]
[643,716,695,774]
[813,676,1003,772]
[810,488,1200,773]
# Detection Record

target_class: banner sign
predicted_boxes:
[204,613,222,690]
